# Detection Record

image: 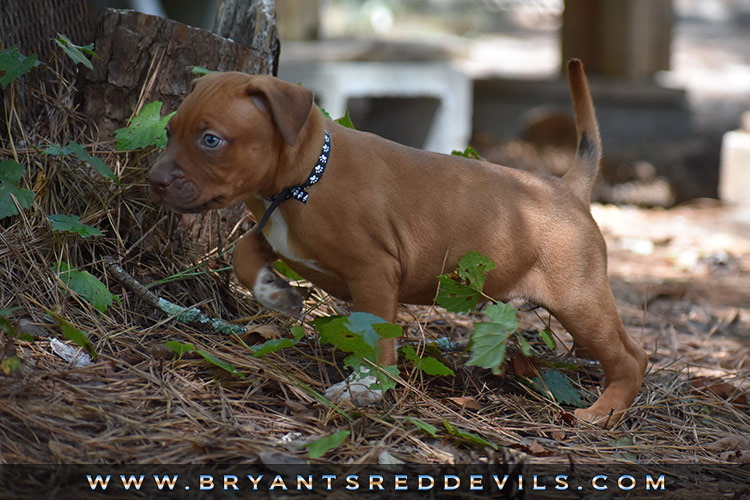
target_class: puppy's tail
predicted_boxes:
[562,58,602,206]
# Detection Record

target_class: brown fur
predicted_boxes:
[150,59,648,427]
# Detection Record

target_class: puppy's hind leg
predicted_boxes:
[545,276,648,428]
[233,231,303,317]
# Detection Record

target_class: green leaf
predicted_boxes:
[274,259,304,281]
[539,328,556,351]
[290,325,305,340]
[195,349,244,377]
[60,322,95,355]
[451,146,484,161]
[405,416,438,437]
[44,141,118,184]
[444,421,498,450]
[191,66,216,77]
[456,251,496,291]
[165,340,244,377]
[0,46,39,89]
[342,353,364,371]
[515,332,532,356]
[0,317,34,343]
[43,143,75,156]
[166,340,194,356]
[1,355,22,375]
[305,430,350,459]
[54,262,116,313]
[335,109,356,130]
[67,141,118,183]
[251,338,297,357]
[401,345,454,376]
[419,356,455,376]
[315,316,376,359]
[529,369,584,408]
[48,214,103,238]
[611,436,635,448]
[114,101,174,150]
[435,252,495,313]
[54,33,96,70]
[345,312,388,346]
[372,321,403,340]
[0,159,35,220]
[436,275,480,314]
[467,302,517,375]
[0,309,34,342]
[0,307,22,317]
[319,108,356,129]
[0,317,16,336]
[484,301,517,330]
[315,313,402,361]
[371,364,399,392]
[610,436,638,461]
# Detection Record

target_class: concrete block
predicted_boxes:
[719,128,750,204]
[279,62,472,154]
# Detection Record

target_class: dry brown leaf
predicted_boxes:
[446,396,482,411]
[510,353,538,378]
[551,430,567,442]
[48,440,78,459]
[706,434,750,452]
[690,376,748,408]
[558,410,576,426]
[285,399,310,414]
[528,440,547,455]
[240,324,283,345]
[247,324,282,340]
[720,450,750,464]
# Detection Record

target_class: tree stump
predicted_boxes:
[83,8,277,135]
[81,6,280,267]
[214,0,280,76]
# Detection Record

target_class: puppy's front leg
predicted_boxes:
[233,231,303,317]
[324,276,400,406]
[349,278,400,365]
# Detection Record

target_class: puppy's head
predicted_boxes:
[149,72,313,212]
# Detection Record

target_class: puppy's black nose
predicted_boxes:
[148,170,170,194]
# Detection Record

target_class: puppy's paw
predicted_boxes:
[324,367,383,407]
[574,407,623,429]
[253,265,303,317]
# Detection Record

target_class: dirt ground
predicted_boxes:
[593,200,750,386]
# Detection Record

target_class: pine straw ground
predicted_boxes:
[1,60,749,492]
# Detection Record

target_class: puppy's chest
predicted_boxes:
[261,203,325,273]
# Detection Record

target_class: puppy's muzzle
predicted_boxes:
[148,166,207,212]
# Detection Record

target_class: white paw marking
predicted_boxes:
[324,367,383,406]
[252,266,302,316]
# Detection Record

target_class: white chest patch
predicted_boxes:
[261,200,325,273]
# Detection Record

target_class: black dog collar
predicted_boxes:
[256,129,331,234]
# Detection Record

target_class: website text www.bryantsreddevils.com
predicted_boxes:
[85,472,666,493]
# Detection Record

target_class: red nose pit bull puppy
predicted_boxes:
[150,59,648,428]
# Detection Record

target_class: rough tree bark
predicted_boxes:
[214,0,280,76]
[83,7,278,135]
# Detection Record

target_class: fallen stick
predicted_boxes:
[103,255,246,335]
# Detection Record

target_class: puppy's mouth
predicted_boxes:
[162,195,228,214]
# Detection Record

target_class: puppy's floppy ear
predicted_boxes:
[247,76,314,146]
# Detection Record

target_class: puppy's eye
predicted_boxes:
[201,133,222,149]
